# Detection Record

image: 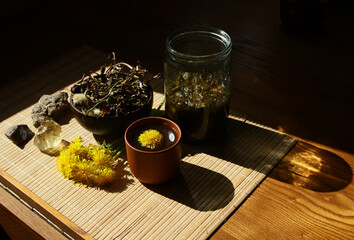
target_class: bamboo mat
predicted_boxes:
[0,45,297,240]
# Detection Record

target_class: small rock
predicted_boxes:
[31,92,69,127]
[5,124,34,148]
[34,118,62,152]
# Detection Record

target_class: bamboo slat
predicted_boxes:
[0,46,297,240]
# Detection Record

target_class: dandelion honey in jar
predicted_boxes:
[164,26,232,142]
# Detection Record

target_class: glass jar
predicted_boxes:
[164,26,232,142]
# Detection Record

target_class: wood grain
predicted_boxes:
[0,169,94,240]
[0,0,353,239]
[0,186,66,240]
[212,142,354,239]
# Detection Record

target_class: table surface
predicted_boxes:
[1,0,353,239]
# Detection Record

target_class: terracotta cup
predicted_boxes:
[124,117,182,184]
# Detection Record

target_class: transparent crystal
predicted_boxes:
[34,118,62,151]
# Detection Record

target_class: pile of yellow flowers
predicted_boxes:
[56,136,117,187]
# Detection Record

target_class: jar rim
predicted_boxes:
[166,26,232,61]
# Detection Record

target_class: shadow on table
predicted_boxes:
[145,161,235,211]
[270,141,353,192]
[102,159,135,193]
[145,117,294,211]
[181,117,294,174]
[173,117,353,195]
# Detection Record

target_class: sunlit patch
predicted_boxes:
[271,140,353,192]
[277,126,285,133]
[288,151,323,178]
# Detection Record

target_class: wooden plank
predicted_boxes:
[0,186,67,240]
[2,1,353,238]
[0,169,94,240]
[211,142,354,240]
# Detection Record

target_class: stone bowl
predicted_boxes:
[69,84,153,136]
[124,117,182,184]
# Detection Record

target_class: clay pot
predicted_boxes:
[124,117,182,184]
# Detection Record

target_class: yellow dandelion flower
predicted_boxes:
[71,160,95,186]
[90,145,115,168]
[56,136,121,187]
[57,147,79,179]
[138,129,164,149]
[67,136,89,159]
[93,167,116,187]
[68,136,83,152]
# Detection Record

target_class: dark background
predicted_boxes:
[1,0,353,152]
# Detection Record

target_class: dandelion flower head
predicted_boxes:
[138,129,164,149]
[56,136,118,187]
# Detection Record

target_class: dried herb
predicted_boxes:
[71,54,157,117]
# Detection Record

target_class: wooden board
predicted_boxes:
[0,46,297,240]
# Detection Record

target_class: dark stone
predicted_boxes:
[5,124,34,148]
